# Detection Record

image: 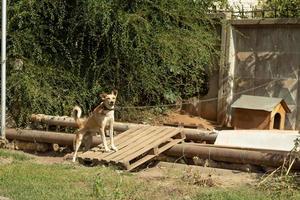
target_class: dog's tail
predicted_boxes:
[72,106,82,124]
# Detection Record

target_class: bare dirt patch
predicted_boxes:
[137,162,260,188]
[0,157,13,165]
[34,154,68,164]
[32,151,73,165]
[163,112,218,130]
[147,110,219,130]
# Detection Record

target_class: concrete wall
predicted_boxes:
[182,18,300,129]
[220,19,300,129]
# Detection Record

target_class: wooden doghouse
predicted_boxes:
[231,95,291,130]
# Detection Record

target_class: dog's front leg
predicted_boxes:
[109,120,118,151]
[100,127,110,152]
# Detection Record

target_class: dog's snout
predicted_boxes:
[110,101,114,105]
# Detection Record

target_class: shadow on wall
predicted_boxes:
[230,25,300,130]
[181,68,219,122]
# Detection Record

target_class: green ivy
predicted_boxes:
[6,0,222,126]
[261,0,300,17]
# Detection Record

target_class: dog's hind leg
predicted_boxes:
[72,131,84,162]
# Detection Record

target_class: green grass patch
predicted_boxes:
[92,168,149,200]
[0,158,151,200]
[0,162,95,200]
[0,150,300,200]
[192,187,300,200]
[0,149,32,161]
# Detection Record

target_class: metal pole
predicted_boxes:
[1,0,7,139]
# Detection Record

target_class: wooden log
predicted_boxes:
[6,129,101,147]
[30,114,217,142]
[6,129,299,169]
[164,143,300,169]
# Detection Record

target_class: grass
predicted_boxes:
[192,187,300,200]
[0,149,300,200]
[0,149,32,161]
[0,162,93,200]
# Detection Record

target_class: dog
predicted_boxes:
[72,90,118,162]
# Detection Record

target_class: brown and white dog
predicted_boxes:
[72,90,118,162]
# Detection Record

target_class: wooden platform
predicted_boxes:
[78,125,185,171]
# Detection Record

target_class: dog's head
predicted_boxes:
[100,90,118,110]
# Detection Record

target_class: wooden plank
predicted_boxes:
[156,138,183,154]
[112,128,181,162]
[120,130,183,163]
[114,126,157,148]
[78,126,144,160]
[78,151,95,160]
[126,138,183,171]
[126,154,156,171]
[93,126,159,160]
[114,126,147,145]
[101,126,167,160]
[89,126,160,164]
[122,135,183,167]
[79,126,185,171]
[77,149,100,160]
[109,127,176,162]
[94,125,148,148]
[105,127,170,161]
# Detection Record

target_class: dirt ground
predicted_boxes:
[33,152,72,165]
[148,110,219,130]
[0,157,13,165]
[26,151,260,189]
[3,110,259,190]
[162,112,218,130]
[138,162,260,188]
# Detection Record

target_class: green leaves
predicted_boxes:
[7,0,221,125]
[261,0,300,17]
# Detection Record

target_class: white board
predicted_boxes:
[214,130,300,151]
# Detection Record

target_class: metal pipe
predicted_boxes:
[164,143,300,169]
[1,0,7,139]
[30,114,217,142]
[6,129,101,147]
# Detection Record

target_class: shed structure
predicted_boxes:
[231,95,291,130]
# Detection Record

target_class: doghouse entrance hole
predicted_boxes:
[273,113,281,129]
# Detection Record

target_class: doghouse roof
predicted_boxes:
[231,95,291,113]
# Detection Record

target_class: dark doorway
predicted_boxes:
[273,113,281,129]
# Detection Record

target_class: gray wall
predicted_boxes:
[221,19,300,129]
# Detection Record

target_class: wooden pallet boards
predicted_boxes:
[77,125,150,161]
[78,125,185,171]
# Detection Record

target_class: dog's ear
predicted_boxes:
[112,89,118,97]
[100,93,107,100]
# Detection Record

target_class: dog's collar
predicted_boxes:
[103,104,115,111]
